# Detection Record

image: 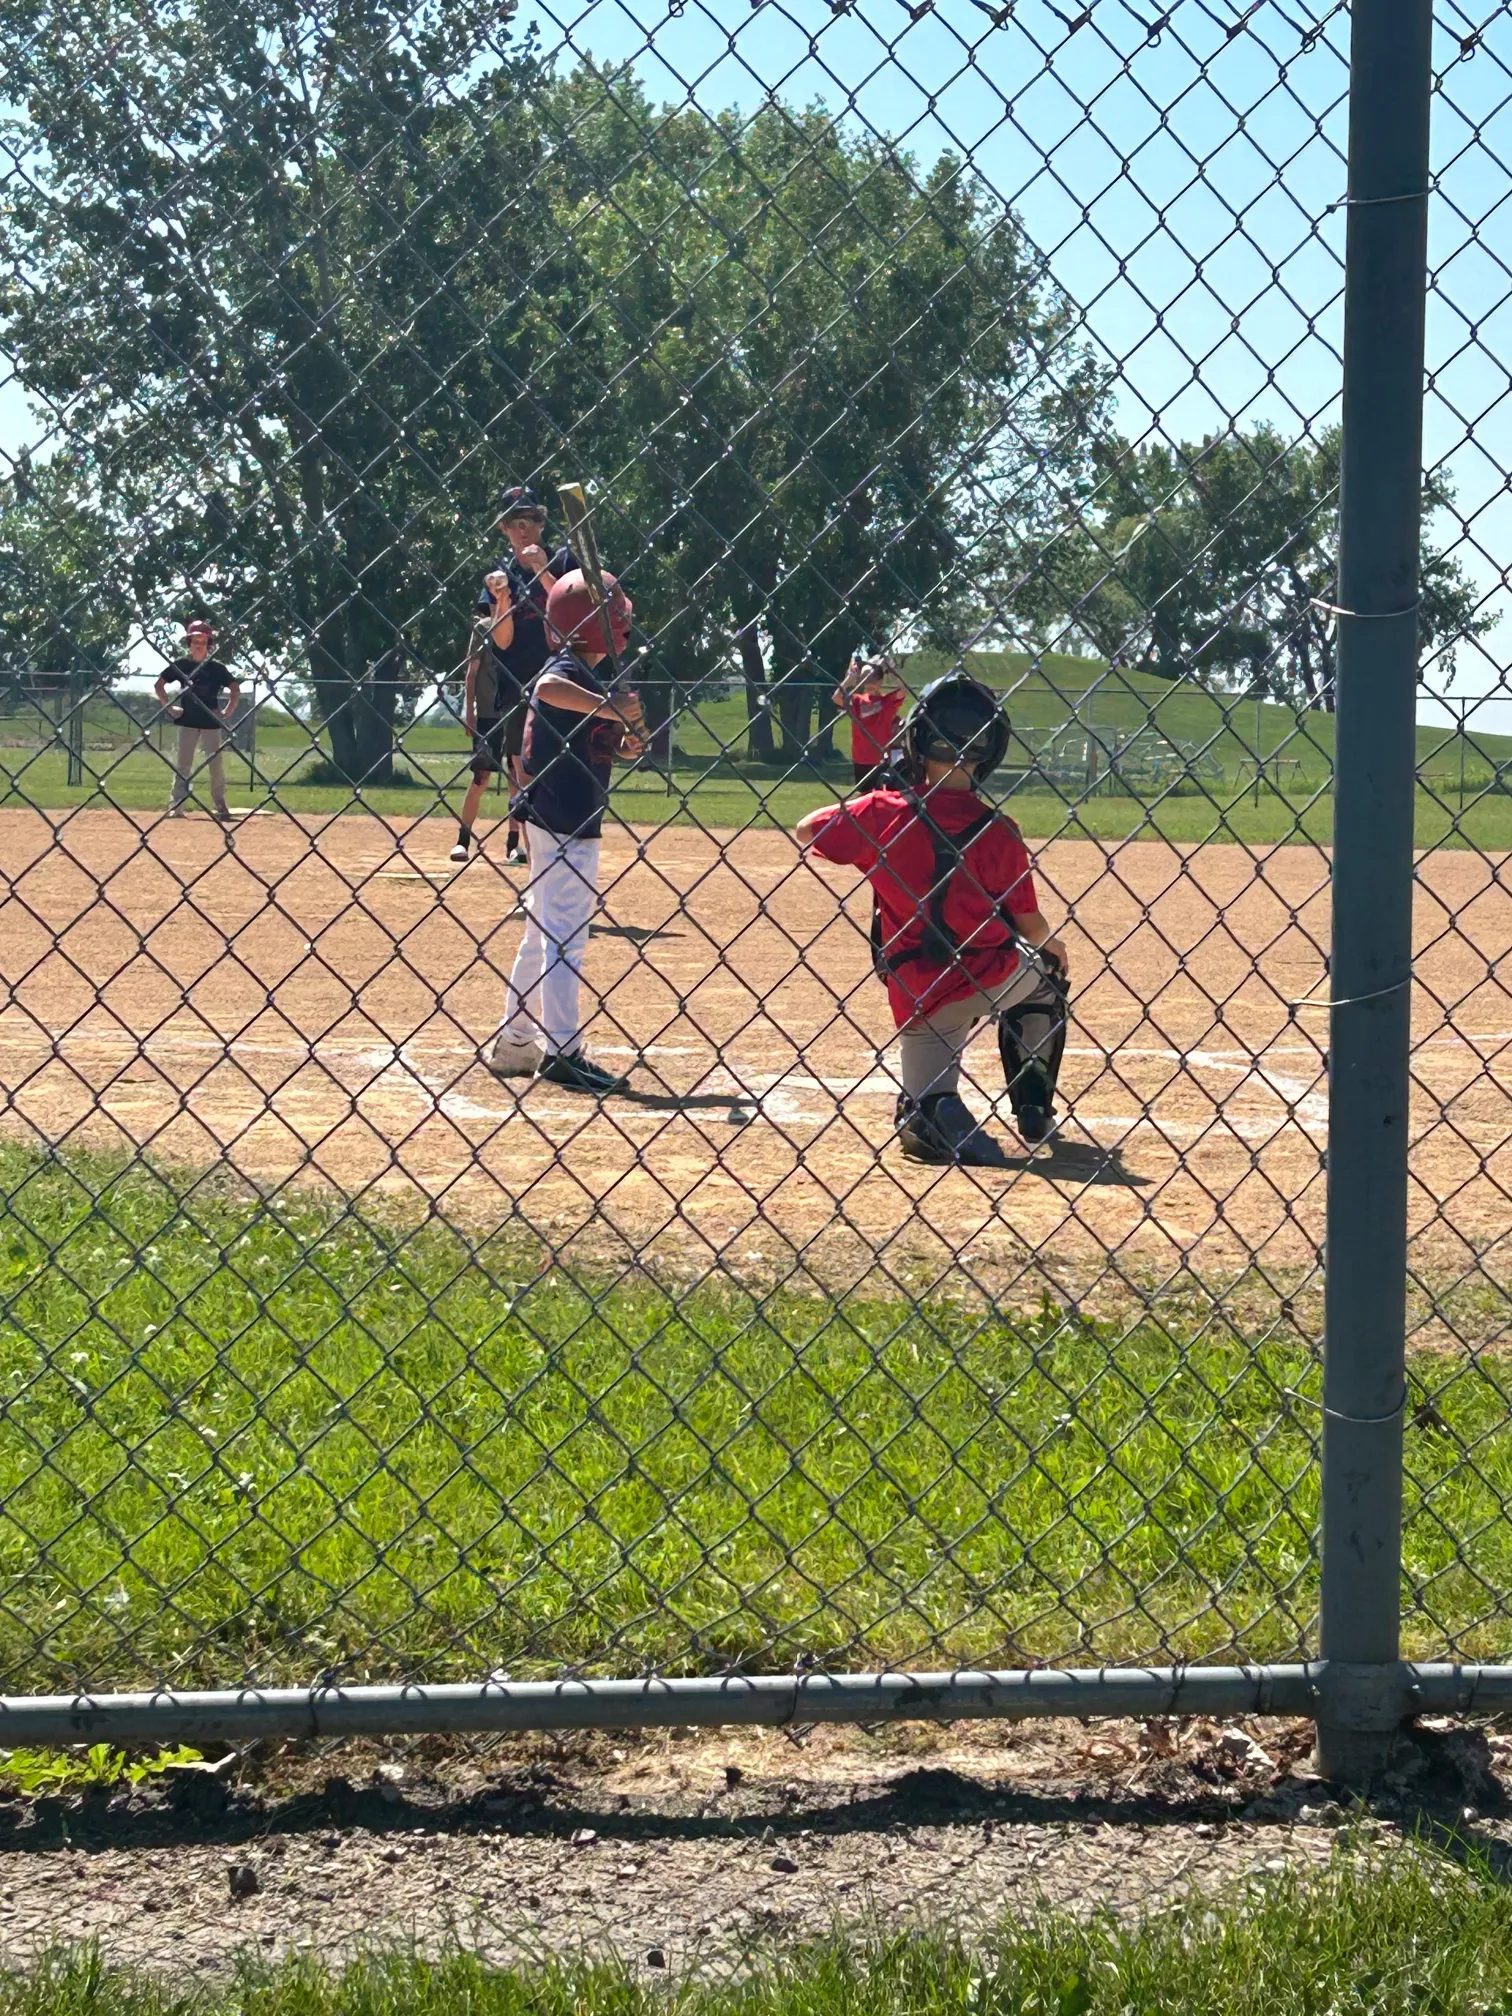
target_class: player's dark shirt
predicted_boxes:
[162,655,235,731]
[519,648,621,841]
[476,543,574,710]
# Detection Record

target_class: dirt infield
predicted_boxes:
[1,806,1508,1293]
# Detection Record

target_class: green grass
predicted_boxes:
[0,1146,1509,1694]
[0,1741,200,1794]
[7,1849,1512,2014]
[14,660,1512,846]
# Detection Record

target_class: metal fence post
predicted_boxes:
[1315,0,1433,1782]
[66,674,86,788]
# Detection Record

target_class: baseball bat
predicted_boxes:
[556,481,644,746]
[554,481,618,674]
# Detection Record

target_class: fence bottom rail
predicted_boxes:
[6,1662,1509,1754]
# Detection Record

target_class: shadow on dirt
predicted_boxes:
[4,1726,1506,1873]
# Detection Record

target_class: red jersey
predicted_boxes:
[811,786,1038,1025]
[847,686,906,765]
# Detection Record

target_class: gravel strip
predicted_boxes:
[7,1716,1500,1979]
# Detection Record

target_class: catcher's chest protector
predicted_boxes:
[871,804,1002,979]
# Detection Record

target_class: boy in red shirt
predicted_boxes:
[833,651,907,789]
[797,675,1069,1167]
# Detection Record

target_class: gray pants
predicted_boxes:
[899,957,1060,1101]
[169,724,229,813]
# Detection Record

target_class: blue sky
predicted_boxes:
[4,0,1509,728]
[517,0,1512,725]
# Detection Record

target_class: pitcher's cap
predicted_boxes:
[497,485,546,521]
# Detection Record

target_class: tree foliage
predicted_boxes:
[0,10,1102,770]
[0,455,134,686]
[542,73,1105,755]
[1,5,1484,764]
[0,0,565,780]
[1008,425,1494,709]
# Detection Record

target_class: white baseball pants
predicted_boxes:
[497,824,602,1056]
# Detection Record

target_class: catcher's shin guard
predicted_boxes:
[998,952,1069,1145]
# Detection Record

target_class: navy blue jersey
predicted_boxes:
[477,543,574,705]
[519,648,621,841]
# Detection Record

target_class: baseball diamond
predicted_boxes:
[1,806,1505,1293]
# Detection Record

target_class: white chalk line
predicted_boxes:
[2,1017,1505,1151]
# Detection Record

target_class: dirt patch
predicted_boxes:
[4,1715,1505,1979]
[1,808,1507,1297]
[0,1717,1403,1978]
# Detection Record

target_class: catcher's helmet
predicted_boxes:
[546,568,633,657]
[901,673,1010,783]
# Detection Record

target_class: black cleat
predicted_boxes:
[897,1092,1010,1167]
[535,1050,629,1097]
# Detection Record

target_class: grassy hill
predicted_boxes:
[9,658,1510,848]
[670,650,1512,785]
[916,649,1512,787]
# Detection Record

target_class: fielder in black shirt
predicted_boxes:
[155,619,241,821]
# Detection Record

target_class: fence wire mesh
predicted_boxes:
[0,0,1506,1708]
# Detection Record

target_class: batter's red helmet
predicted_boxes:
[546,568,633,657]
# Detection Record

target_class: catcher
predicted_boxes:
[485,568,645,1096]
[796,673,1071,1167]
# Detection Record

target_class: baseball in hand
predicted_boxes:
[486,570,512,606]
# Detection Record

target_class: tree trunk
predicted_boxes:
[1310,616,1337,714]
[1288,569,1338,714]
[308,634,399,785]
[810,682,837,760]
[737,623,775,761]
[810,643,851,761]
[636,668,673,767]
[1294,627,1323,712]
[352,683,398,785]
[773,665,815,762]
[307,613,363,781]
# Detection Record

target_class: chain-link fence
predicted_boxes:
[0,0,1507,1769]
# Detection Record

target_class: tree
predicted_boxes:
[1009,425,1494,710]
[530,72,1106,760]
[0,15,1103,780]
[0,455,134,688]
[0,0,592,784]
